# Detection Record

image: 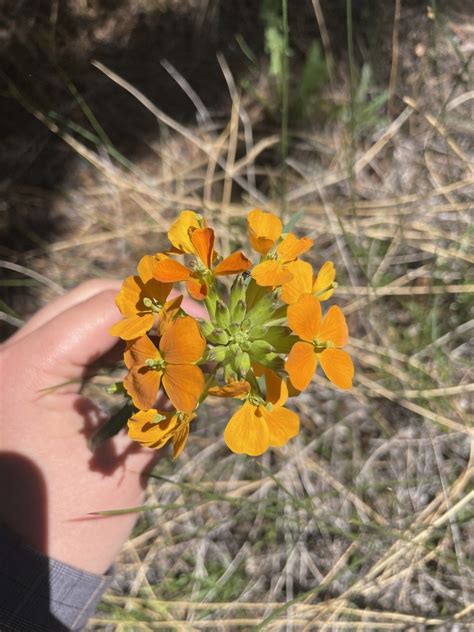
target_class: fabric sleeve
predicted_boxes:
[0,523,113,631]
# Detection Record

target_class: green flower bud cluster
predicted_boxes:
[200,275,297,380]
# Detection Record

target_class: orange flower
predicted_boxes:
[248,210,313,287]
[123,316,206,412]
[128,408,195,459]
[280,260,336,304]
[285,294,354,391]
[248,209,283,254]
[167,210,207,255]
[109,255,182,340]
[223,371,299,456]
[154,225,251,300]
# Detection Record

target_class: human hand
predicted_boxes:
[0,279,203,575]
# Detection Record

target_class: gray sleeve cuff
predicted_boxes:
[0,524,113,631]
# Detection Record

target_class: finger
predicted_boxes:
[20,289,121,380]
[5,279,121,347]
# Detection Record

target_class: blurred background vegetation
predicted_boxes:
[1,0,473,630]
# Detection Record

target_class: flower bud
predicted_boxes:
[249,339,274,359]
[224,363,237,383]
[241,318,251,332]
[232,299,247,324]
[234,351,251,376]
[209,328,229,345]
[199,319,215,338]
[229,275,246,315]
[207,345,228,362]
[215,300,230,329]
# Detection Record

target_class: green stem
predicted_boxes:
[198,366,219,405]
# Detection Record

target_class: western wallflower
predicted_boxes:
[109,255,182,340]
[154,212,251,300]
[247,209,313,287]
[280,260,336,304]
[103,207,354,460]
[127,408,196,459]
[123,316,205,412]
[285,294,354,391]
[222,370,299,456]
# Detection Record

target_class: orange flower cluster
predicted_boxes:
[110,209,354,458]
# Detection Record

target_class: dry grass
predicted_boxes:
[2,1,473,630]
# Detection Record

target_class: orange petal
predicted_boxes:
[137,254,157,283]
[287,294,322,341]
[159,316,206,364]
[312,261,335,301]
[208,381,251,398]
[168,210,203,254]
[172,422,191,459]
[186,278,208,301]
[157,294,183,335]
[285,341,317,392]
[124,335,160,369]
[319,348,354,389]
[154,258,193,283]
[109,313,154,340]
[276,233,313,263]
[280,260,314,304]
[247,209,282,254]
[319,305,348,347]
[128,409,178,448]
[162,364,204,413]
[264,369,288,407]
[263,406,300,447]
[190,227,215,269]
[214,251,252,276]
[223,401,270,456]
[115,275,143,317]
[124,366,162,410]
[251,260,293,287]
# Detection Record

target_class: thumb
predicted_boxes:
[23,289,121,382]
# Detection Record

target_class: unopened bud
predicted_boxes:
[232,299,246,324]
[229,275,246,315]
[209,328,229,345]
[249,339,274,359]
[241,318,251,332]
[215,300,230,329]
[224,363,237,383]
[199,319,215,338]
[234,351,251,376]
[207,345,228,362]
